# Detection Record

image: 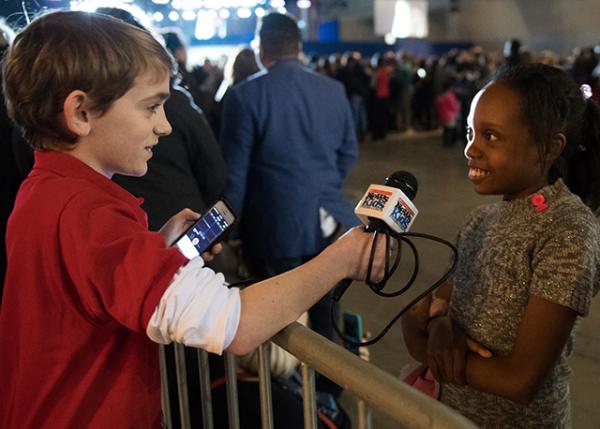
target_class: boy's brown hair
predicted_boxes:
[2,10,174,150]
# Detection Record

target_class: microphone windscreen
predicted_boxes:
[354,184,418,233]
[385,171,418,201]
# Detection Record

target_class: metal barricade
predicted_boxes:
[160,322,478,429]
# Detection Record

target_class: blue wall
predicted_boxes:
[190,36,472,58]
[303,40,472,57]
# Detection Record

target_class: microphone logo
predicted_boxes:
[360,189,392,211]
[354,184,419,233]
[390,200,415,231]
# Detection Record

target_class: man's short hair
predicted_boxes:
[258,13,301,60]
[162,31,185,57]
[2,10,174,150]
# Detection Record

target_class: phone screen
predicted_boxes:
[176,204,234,259]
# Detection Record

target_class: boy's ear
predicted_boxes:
[548,132,567,163]
[62,90,92,137]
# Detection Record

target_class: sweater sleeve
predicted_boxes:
[530,212,600,316]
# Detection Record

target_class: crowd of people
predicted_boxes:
[0,6,599,429]
[177,38,600,148]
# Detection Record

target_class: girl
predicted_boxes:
[435,79,461,146]
[402,63,600,428]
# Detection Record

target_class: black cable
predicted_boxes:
[332,230,458,348]
[225,230,458,349]
[369,236,419,298]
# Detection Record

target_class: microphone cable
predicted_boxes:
[331,229,458,348]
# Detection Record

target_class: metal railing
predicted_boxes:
[160,322,478,429]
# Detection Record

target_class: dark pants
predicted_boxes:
[371,97,390,140]
[442,125,457,146]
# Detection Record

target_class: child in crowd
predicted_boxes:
[403,63,600,428]
[0,11,386,428]
[435,80,461,146]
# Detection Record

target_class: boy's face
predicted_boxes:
[79,72,172,178]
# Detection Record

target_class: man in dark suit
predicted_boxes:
[220,12,358,344]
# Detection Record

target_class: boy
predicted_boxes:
[0,11,386,428]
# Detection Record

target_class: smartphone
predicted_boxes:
[175,200,236,259]
[343,312,364,355]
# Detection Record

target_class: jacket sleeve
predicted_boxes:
[336,91,358,180]
[219,88,255,216]
[172,87,228,208]
[58,192,188,333]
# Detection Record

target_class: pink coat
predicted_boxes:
[435,89,460,126]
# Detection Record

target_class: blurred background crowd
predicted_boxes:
[135,37,600,145]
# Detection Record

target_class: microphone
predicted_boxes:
[333,171,419,300]
[354,170,419,233]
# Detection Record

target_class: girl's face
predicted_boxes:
[465,82,548,200]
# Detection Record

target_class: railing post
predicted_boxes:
[301,363,318,429]
[160,323,477,429]
[272,322,478,429]
[357,399,372,429]
[159,345,173,429]
[174,343,191,429]
[197,349,214,429]
[224,353,241,429]
[257,343,274,429]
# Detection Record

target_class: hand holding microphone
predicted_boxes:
[331,171,459,348]
[332,226,390,283]
[334,171,419,299]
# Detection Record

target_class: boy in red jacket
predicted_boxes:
[0,11,386,428]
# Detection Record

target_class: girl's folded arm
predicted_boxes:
[401,294,431,363]
[465,296,577,404]
[402,281,454,364]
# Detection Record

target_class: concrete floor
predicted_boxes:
[338,131,600,428]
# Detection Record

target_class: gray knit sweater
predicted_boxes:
[441,179,600,428]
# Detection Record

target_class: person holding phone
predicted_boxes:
[174,200,236,259]
[0,12,389,428]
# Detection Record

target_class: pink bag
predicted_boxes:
[402,364,440,399]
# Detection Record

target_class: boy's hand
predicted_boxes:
[159,208,200,247]
[200,243,223,262]
[334,226,394,282]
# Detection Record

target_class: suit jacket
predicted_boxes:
[220,59,358,260]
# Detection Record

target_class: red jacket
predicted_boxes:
[375,67,391,99]
[0,151,187,428]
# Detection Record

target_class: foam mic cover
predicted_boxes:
[354,171,419,233]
